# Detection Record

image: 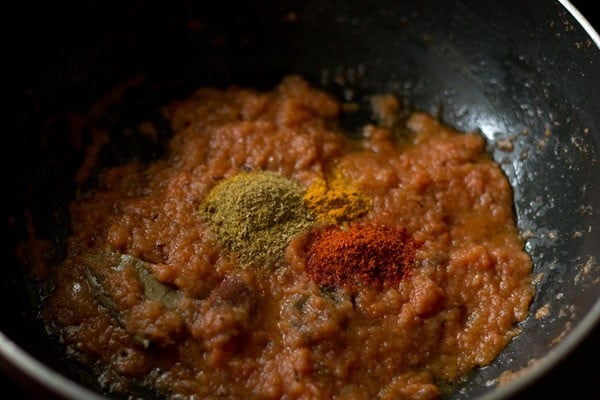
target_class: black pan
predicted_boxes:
[2,1,599,399]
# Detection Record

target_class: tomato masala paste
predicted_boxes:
[37,76,533,399]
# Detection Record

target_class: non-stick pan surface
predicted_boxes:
[1,1,599,399]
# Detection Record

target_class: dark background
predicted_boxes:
[1,1,598,399]
[511,2,600,399]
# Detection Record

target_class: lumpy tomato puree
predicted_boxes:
[39,76,533,399]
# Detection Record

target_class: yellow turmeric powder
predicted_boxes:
[303,172,372,224]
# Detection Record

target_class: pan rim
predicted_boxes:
[559,0,600,49]
[0,331,104,400]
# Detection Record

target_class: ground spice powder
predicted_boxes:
[305,223,418,290]
[303,173,372,225]
[201,171,313,267]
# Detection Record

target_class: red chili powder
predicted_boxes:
[305,223,419,290]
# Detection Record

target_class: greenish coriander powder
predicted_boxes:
[201,171,314,267]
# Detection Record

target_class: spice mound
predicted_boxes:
[303,173,372,224]
[35,75,534,400]
[201,171,313,267]
[306,223,417,290]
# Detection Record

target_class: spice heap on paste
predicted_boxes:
[34,75,533,400]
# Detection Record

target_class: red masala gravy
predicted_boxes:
[37,76,533,399]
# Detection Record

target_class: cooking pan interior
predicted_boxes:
[2,1,600,399]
